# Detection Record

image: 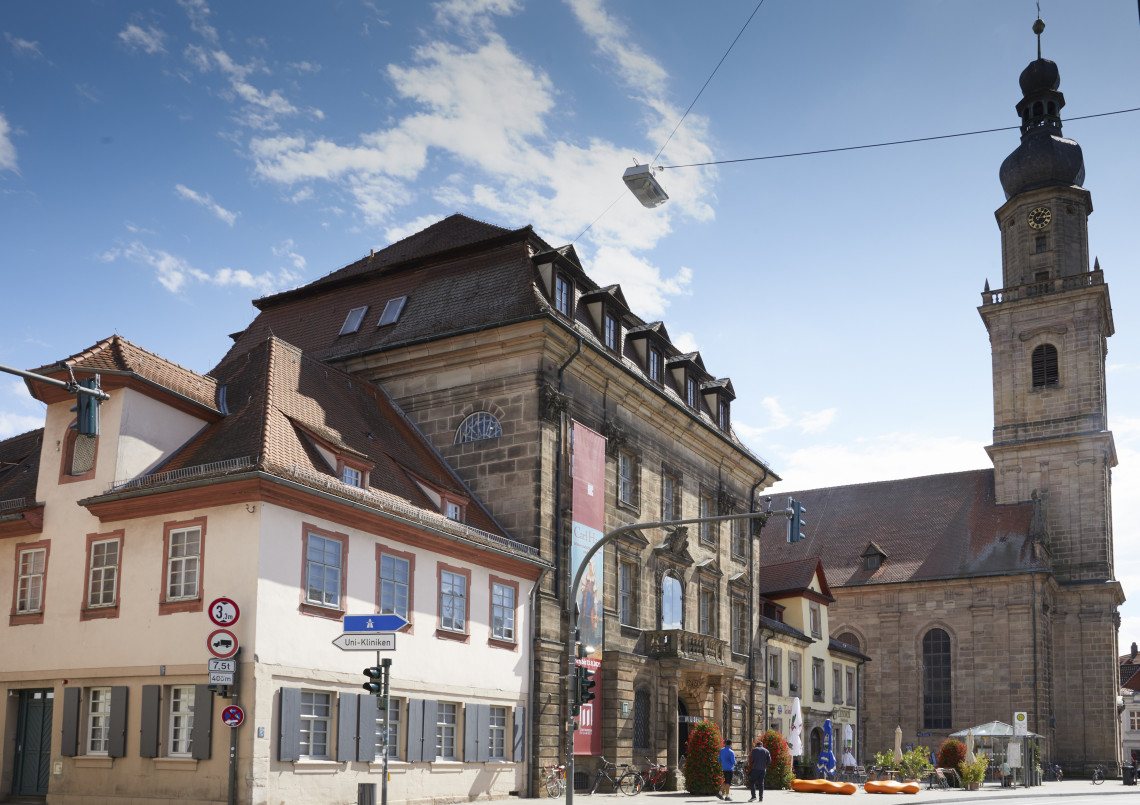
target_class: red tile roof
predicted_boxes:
[758,469,1040,587]
[0,429,42,507]
[756,557,833,600]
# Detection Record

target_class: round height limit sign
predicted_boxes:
[208,597,240,627]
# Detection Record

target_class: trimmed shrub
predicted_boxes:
[684,720,724,795]
[937,739,966,770]
[760,729,795,790]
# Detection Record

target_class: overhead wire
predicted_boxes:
[658,106,1140,170]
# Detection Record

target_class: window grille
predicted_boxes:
[454,412,503,443]
[633,690,651,750]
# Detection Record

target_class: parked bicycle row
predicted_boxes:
[543,757,673,797]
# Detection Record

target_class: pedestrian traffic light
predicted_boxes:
[69,377,101,437]
[788,499,807,543]
[578,665,596,706]
[363,665,385,694]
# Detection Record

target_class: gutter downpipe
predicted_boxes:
[528,566,551,797]
[748,473,768,742]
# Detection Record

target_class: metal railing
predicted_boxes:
[108,456,254,493]
[0,497,27,512]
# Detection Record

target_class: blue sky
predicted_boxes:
[3,1,1140,635]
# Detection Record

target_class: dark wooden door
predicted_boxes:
[14,689,53,796]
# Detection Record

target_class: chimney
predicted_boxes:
[1131,642,1137,661]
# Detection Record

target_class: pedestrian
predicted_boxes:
[748,738,771,802]
[718,739,737,801]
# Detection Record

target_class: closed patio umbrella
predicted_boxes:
[965,730,976,764]
[894,725,903,766]
[789,697,803,757]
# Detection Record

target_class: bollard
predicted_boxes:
[358,782,377,805]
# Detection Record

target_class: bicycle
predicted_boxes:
[731,761,746,787]
[1091,765,1105,785]
[588,756,644,795]
[542,764,566,798]
[641,757,670,791]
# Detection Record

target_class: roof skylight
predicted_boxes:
[339,306,369,335]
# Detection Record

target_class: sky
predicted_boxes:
[2,1,1139,637]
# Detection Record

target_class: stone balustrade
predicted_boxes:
[981,269,1103,306]
[645,629,728,663]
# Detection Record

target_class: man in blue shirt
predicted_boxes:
[718,740,737,800]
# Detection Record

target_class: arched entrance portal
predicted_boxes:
[810,727,823,766]
[678,698,690,762]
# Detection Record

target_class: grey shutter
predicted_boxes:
[336,693,358,762]
[406,698,436,762]
[512,706,526,762]
[191,684,213,760]
[108,686,129,758]
[357,694,378,762]
[278,688,302,762]
[140,686,161,758]
[61,687,80,757]
[464,703,490,762]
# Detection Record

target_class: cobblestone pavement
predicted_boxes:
[562,778,1138,804]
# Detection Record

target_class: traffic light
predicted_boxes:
[69,378,101,437]
[788,499,807,543]
[363,665,385,695]
[578,665,596,706]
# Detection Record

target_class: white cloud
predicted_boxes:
[672,331,699,353]
[75,83,100,103]
[175,183,239,226]
[0,379,44,439]
[434,0,522,33]
[384,214,446,245]
[0,113,17,174]
[799,408,838,434]
[272,239,307,271]
[101,241,300,296]
[5,32,43,59]
[118,24,166,54]
[289,61,322,74]
[178,0,219,44]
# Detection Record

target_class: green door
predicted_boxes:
[14,689,53,796]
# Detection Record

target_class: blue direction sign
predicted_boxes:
[343,613,408,632]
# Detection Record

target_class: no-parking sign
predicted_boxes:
[221,705,245,728]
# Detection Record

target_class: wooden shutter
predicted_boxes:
[140,686,161,758]
[191,685,213,760]
[278,688,302,762]
[61,687,80,757]
[464,703,489,762]
[357,694,378,763]
[108,686,129,758]
[512,706,526,762]
[336,693,358,762]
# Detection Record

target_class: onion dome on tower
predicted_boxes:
[998,17,1085,200]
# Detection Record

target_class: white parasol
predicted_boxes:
[893,725,904,766]
[789,697,803,757]
[965,729,976,764]
[844,723,853,749]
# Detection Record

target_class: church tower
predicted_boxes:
[979,18,1123,769]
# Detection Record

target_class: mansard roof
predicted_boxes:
[760,469,1040,588]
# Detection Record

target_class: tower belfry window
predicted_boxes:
[1032,344,1059,388]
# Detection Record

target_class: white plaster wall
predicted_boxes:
[115,388,209,482]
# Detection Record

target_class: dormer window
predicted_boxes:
[604,313,619,351]
[339,306,369,335]
[718,399,730,431]
[341,466,362,487]
[648,346,662,384]
[686,376,697,409]
[555,276,571,315]
[377,296,407,327]
[864,555,882,571]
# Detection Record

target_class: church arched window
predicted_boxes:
[633,688,651,750]
[661,573,683,630]
[836,632,861,651]
[454,412,503,443]
[922,628,952,730]
[1031,344,1059,388]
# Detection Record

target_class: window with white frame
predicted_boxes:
[789,654,801,694]
[436,702,458,760]
[440,569,467,633]
[16,546,47,613]
[299,691,332,759]
[618,450,635,505]
[662,472,680,521]
[698,585,715,636]
[169,685,195,757]
[833,664,843,704]
[604,313,618,351]
[812,659,825,701]
[686,376,697,408]
[699,492,714,544]
[341,466,362,487]
[305,533,343,608]
[1131,711,1140,731]
[809,602,822,638]
[555,275,570,315]
[87,687,112,754]
[379,552,410,620]
[661,573,682,630]
[167,526,201,600]
[846,667,856,705]
[445,501,462,522]
[376,697,401,759]
[488,706,508,760]
[491,581,516,642]
[768,648,781,690]
[87,538,119,608]
[618,560,635,626]
[731,600,747,654]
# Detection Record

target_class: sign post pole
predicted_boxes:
[381,657,392,805]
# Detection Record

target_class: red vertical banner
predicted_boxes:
[571,421,605,756]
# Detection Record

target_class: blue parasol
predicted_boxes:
[816,718,837,777]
